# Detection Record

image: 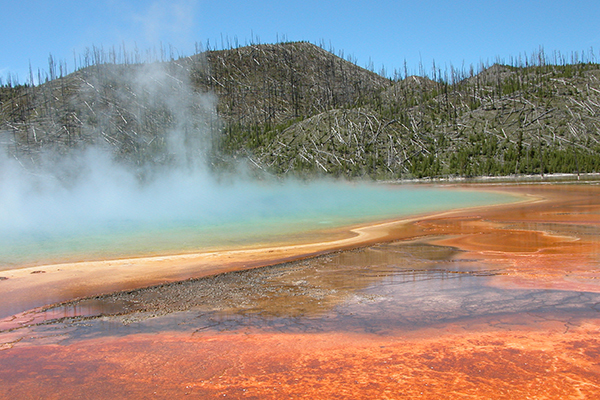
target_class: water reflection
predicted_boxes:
[3,240,600,347]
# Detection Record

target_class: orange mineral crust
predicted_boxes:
[1,323,600,400]
[419,184,600,292]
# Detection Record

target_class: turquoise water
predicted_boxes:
[0,182,516,268]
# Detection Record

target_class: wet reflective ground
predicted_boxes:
[3,242,600,343]
[2,183,600,399]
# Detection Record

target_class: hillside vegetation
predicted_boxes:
[2,42,600,179]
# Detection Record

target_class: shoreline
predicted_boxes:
[379,171,600,184]
[0,184,531,319]
[0,180,525,272]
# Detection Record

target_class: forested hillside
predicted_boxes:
[1,42,599,179]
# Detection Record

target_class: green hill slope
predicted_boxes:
[1,42,599,179]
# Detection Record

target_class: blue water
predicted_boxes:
[0,181,516,268]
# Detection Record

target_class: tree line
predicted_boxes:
[2,42,600,180]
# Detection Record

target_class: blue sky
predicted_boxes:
[2,0,599,83]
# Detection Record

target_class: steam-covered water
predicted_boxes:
[0,165,514,268]
[0,60,516,269]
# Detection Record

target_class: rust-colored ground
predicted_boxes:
[2,323,600,399]
[2,183,600,399]
[424,184,600,293]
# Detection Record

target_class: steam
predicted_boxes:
[0,57,511,268]
[71,60,217,171]
[1,59,219,234]
[0,57,381,265]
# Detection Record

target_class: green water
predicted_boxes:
[0,183,516,269]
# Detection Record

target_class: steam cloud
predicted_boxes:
[0,53,508,268]
[0,60,398,266]
[0,60,219,234]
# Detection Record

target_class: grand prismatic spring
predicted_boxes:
[2,46,600,398]
[1,180,600,399]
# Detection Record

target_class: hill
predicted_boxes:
[1,42,600,179]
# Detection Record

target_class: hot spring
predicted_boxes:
[0,62,516,269]
[0,159,516,269]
